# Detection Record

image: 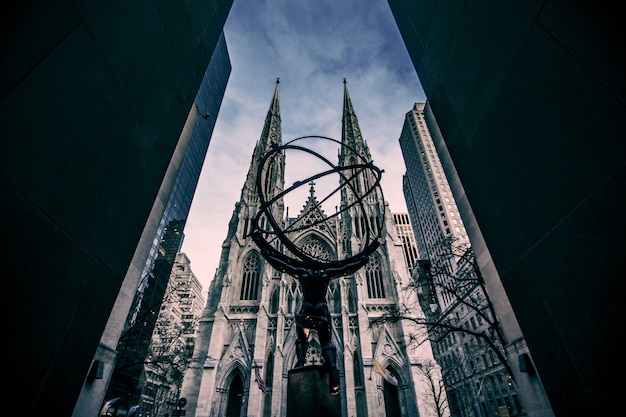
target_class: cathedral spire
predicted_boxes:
[339,79,384,240]
[245,79,284,185]
[341,79,371,163]
[261,78,282,150]
[237,80,285,239]
[342,78,356,122]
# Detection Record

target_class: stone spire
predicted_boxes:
[340,78,372,164]
[240,79,285,207]
[339,79,385,244]
[260,78,282,150]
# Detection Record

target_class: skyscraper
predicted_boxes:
[391,212,419,274]
[400,102,470,311]
[180,81,447,417]
[104,219,186,406]
[88,31,231,413]
[399,102,548,417]
[140,253,206,417]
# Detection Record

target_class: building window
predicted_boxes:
[328,280,342,313]
[353,351,363,386]
[348,284,357,313]
[366,256,385,299]
[301,236,332,261]
[240,253,260,300]
[265,354,274,388]
[269,286,279,314]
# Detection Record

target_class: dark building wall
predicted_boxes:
[137,31,232,287]
[103,34,231,407]
[388,1,624,416]
[0,1,232,416]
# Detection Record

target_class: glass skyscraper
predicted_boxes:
[104,31,231,407]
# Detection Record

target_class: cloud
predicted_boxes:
[181,0,426,293]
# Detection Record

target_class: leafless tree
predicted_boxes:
[372,236,514,380]
[416,359,450,417]
[107,277,200,414]
[142,316,195,416]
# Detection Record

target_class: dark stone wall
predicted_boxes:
[388,1,625,416]
[0,1,232,415]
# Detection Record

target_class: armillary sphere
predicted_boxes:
[249,135,385,276]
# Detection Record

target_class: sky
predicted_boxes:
[180,0,427,294]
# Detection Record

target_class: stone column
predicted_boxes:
[248,274,271,416]
[340,278,357,417]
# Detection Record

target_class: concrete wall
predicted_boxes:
[388,1,625,416]
[0,1,232,415]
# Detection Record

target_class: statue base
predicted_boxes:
[286,365,341,417]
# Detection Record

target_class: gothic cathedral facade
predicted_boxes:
[180,80,447,417]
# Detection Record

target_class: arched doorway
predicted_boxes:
[225,373,244,417]
[383,368,401,417]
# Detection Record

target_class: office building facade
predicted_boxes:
[400,103,539,416]
[139,253,206,417]
[391,213,419,274]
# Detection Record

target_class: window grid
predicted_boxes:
[240,253,260,300]
[366,256,385,299]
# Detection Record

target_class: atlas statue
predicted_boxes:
[249,136,385,395]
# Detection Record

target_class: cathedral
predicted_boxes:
[179,80,447,417]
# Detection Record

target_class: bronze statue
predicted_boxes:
[252,235,377,395]
[250,136,384,396]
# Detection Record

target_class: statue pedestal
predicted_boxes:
[286,365,341,417]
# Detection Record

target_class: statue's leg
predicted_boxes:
[295,325,307,368]
[319,325,341,395]
[322,344,340,395]
[317,324,333,368]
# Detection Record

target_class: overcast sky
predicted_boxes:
[180,0,427,294]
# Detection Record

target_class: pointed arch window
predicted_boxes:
[240,252,261,300]
[327,280,342,314]
[265,354,274,388]
[287,279,301,314]
[264,160,275,197]
[383,367,401,417]
[350,156,362,195]
[347,283,357,313]
[353,350,364,387]
[366,256,385,299]
[269,286,279,314]
[342,230,350,254]
[300,235,332,262]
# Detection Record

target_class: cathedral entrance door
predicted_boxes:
[225,373,244,417]
[383,378,401,417]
